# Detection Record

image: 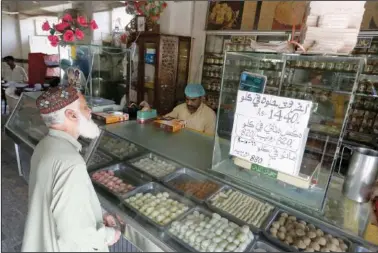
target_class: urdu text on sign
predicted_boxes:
[230,90,312,176]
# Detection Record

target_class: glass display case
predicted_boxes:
[5,93,377,250]
[58,44,131,105]
[4,92,118,171]
[211,51,365,212]
[202,33,290,111]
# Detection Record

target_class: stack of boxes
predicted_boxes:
[300,1,366,54]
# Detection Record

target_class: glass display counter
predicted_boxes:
[212,52,365,212]
[5,89,377,251]
[58,44,131,105]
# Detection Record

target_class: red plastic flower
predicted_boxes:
[50,40,59,47]
[62,13,73,22]
[75,28,85,40]
[48,35,59,47]
[63,30,75,42]
[48,35,59,43]
[89,20,98,30]
[42,21,51,31]
[77,16,88,27]
[55,22,70,32]
[162,2,167,8]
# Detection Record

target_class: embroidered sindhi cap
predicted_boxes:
[36,86,79,114]
[184,83,206,98]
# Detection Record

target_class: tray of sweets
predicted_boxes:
[162,168,223,204]
[263,209,353,252]
[90,163,151,198]
[206,185,275,232]
[87,150,113,168]
[121,182,195,230]
[126,153,182,180]
[99,134,144,160]
[166,206,256,252]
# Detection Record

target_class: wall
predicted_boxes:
[93,10,112,44]
[160,1,194,37]
[1,14,22,59]
[188,1,208,83]
[158,1,207,83]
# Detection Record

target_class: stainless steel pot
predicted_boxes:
[340,146,378,203]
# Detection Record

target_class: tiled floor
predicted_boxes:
[1,115,29,252]
[1,114,139,252]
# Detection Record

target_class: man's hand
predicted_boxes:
[103,213,117,227]
[107,229,121,246]
[103,213,126,233]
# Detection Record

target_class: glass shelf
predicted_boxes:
[211,52,365,211]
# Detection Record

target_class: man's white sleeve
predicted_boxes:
[21,67,28,82]
[51,164,115,251]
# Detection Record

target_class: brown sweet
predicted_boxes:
[171,180,220,200]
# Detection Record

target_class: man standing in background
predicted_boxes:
[2,56,28,83]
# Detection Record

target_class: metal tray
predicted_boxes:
[90,163,152,198]
[126,153,183,180]
[87,150,113,169]
[165,206,256,252]
[98,134,145,160]
[353,245,376,252]
[205,185,275,232]
[250,240,282,252]
[263,209,353,252]
[162,168,223,204]
[121,182,195,230]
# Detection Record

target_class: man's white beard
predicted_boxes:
[78,113,100,139]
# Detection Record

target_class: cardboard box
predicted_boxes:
[153,117,186,133]
[92,111,129,124]
[137,109,157,124]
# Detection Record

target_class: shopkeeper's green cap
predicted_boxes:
[185,84,205,98]
[76,49,85,56]
[60,59,71,68]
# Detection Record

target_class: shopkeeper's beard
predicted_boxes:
[77,112,100,139]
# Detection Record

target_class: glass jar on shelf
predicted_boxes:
[325,62,334,70]
[303,61,310,68]
[318,62,327,70]
[295,60,303,68]
[364,65,374,73]
[310,61,319,69]
[357,79,367,93]
[335,62,344,71]
[343,63,353,72]
[264,61,272,69]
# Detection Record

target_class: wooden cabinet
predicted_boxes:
[130,33,191,115]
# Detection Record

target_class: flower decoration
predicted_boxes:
[42,21,51,31]
[41,13,98,47]
[77,16,88,27]
[90,20,98,30]
[75,28,85,40]
[125,1,167,21]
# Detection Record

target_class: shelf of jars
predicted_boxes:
[214,53,369,176]
[345,59,378,147]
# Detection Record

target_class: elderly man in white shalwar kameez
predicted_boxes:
[22,86,121,252]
